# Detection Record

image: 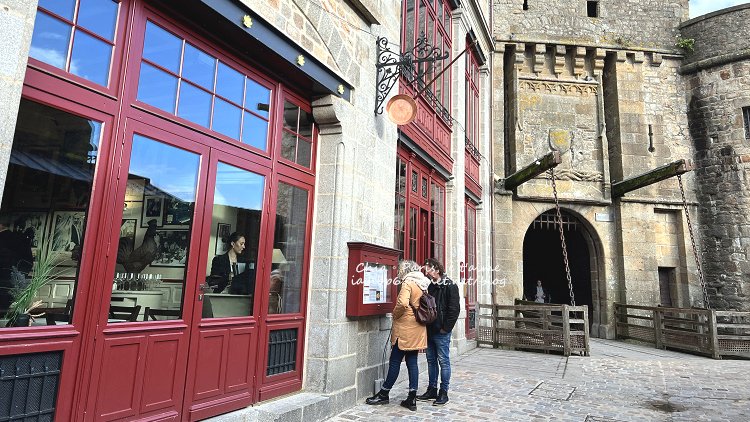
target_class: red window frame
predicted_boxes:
[400,0,452,118]
[465,43,481,149]
[394,148,446,263]
[28,0,131,98]
[464,199,477,339]
[4,0,319,417]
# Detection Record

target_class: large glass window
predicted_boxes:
[137,21,272,150]
[280,101,315,168]
[430,181,445,263]
[0,99,101,327]
[269,182,309,314]
[401,0,452,115]
[466,45,481,149]
[394,159,407,253]
[465,201,477,303]
[202,163,264,318]
[31,0,120,86]
[110,135,200,322]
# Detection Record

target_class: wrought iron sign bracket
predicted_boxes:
[375,34,449,115]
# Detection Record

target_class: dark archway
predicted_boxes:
[523,210,593,318]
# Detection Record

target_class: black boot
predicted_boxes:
[433,389,448,406]
[400,390,417,411]
[416,386,438,401]
[365,389,389,405]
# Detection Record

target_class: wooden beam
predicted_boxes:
[502,151,562,191]
[611,159,694,198]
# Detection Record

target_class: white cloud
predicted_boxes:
[690,0,750,18]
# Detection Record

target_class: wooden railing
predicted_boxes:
[614,303,750,359]
[477,302,590,357]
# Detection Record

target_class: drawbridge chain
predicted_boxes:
[550,168,576,307]
[677,174,710,309]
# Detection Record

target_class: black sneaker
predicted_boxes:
[416,386,438,401]
[433,389,448,406]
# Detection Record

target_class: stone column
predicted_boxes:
[0,0,37,203]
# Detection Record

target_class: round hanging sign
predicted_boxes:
[385,94,417,125]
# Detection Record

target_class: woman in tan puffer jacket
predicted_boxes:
[365,260,430,411]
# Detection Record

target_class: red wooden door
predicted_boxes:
[84,118,272,420]
[182,149,271,420]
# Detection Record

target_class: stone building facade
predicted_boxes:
[491,0,705,338]
[0,0,747,420]
[0,0,493,419]
[680,4,750,311]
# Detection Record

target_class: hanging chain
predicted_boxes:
[550,168,576,306]
[678,174,710,309]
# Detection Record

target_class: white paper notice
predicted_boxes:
[362,263,387,304]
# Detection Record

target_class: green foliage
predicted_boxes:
[4,255,62,325]
[675,36,695,53]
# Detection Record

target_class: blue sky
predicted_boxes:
[690,0,750,17]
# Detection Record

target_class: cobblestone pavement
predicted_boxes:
[327,339,750,421]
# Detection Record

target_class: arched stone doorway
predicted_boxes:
[522,209,598,329]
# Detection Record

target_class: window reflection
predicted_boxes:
[143,21,182,74]
[269,183,309,314]
[31,1,119,87]
[183,43,216,89]
[177,82,212,127]
[280,101,314,168]
[30,12,72,69]
[70,31,113,86]
[110,135,200,323]
[213,99,242,140]
[77,0,119,41]
[242,112,268,150]
[203,163,264,318]
[137,21,273,149]
[137,63,178,113]
[1,99,100,328]
[39,0,75,21]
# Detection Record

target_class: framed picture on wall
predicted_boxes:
[163,197,192,227]
[7,211,48,258]
[48,211,86,267]
[120,219,137,244]
[214,223,231,256]
[142,195,164,227]
[152,230,189,267]
[124,178,146,201]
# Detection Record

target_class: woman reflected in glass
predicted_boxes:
[209,232,245,293]
[208,232,247,294]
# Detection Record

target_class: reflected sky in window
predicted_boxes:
[129,135,199,202]
[213,162,264,211]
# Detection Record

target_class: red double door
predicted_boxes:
[78,115,276,421]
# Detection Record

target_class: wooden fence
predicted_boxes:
[614,303,750,359]
[477,302,590,357]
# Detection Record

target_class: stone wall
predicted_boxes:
[0,0,38,205]
[248,0,493,403]
[679,4,750,69]
[245,0,404,406]
[684,60,750,311]
[493,0,688,51]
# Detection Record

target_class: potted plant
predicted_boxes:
[4,256,61,327]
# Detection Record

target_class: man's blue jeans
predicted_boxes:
[383,341,419,391]
[426,330,451,391]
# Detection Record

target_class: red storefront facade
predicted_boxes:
[0,0,347,419]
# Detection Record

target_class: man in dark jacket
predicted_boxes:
[417,258,460,406]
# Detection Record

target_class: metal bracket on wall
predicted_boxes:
[374,34,449,114]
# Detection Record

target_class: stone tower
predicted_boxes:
[681,4,750,311]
